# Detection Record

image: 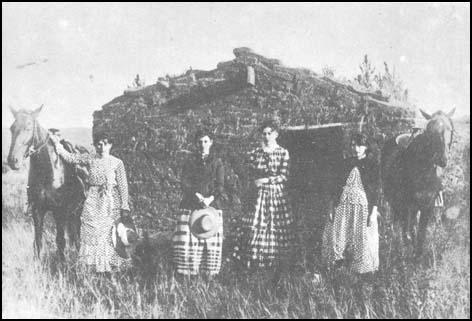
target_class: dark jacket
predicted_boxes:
[332,155,380,213]
[179,151,228,210]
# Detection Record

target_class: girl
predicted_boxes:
[322,133,380,274]
[50,132,131,272]
[172,129,227,276]
[234,120,294,269]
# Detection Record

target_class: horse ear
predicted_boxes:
[419,109,431,120]
[446,107,456,118]
[32,104,44,118]
[9,105,18,118]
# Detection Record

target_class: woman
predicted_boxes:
[234,120,294,269]
[50,132,131,273]
[172,129,227,276]
[322,133,380,274]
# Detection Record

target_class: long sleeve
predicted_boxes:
[115,160,130,211]
[248,149,260,179]
[181,159,196,198]
[55,143,91,166]
[269,149,290,184]
[212,159,229,208]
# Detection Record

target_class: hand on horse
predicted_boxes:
[49,133,61,146]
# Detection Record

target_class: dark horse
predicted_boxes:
[7,105,87,260]
[381,108,455,256]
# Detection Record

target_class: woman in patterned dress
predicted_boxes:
[234,120,294,269]
[322,133,380,274]
[172,129,228,276]
[50,132,131,273]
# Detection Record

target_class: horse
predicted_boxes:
[7,105,87,260]
[381,108,455,257]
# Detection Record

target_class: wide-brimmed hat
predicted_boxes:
[111,216,138,259]
[189,207,220,239]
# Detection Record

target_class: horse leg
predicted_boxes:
[397,203,411,245]
[53,210,66,261]
[65,202,81,252]
[416,206,432,258]
[32,207,45,259]
[70,210,81,252]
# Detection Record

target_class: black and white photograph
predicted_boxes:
[2,2,470,318]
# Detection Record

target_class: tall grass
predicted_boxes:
[2,179,469,318]
[2,123,470,319]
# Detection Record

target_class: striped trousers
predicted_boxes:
[172,209,223,275]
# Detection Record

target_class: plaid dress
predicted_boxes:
[233,145,294,268]
[322,167,379,274]
[56,146,131,272]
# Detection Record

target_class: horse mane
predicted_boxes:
[59,139,90,196]
[30,120,53,175]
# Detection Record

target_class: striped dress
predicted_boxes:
[56,146,131,272]
[233,145,294,268]
[322,166,379,274]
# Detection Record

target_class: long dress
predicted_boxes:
[56,145,131,272]
[233,145,294,268]
[322,166,379,274]
[172,152,227,275]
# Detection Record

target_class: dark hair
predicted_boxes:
[351,132,370,150]
[258,119,279,133]
[93,132,113,146]
[194,128,214,142]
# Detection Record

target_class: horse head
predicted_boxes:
[420,107,455,168]
[7,104,44,170]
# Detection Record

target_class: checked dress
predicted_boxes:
[233,145,294,268]
[55,146,131,272]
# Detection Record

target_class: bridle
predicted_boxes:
[23,119,50,159]
[424,115,455,168]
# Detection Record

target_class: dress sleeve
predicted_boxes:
[269,149,289,184]
[181,159,195,197]
[213,158,229,207]
[115,160,130,211]
[248,149,260,179]
[55,143,91,165]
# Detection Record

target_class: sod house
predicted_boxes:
[92,48,414,259]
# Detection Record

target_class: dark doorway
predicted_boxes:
[279,124,344,271]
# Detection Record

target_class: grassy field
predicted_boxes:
[2,121,470,318]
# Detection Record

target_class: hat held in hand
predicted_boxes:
[111,216,138,259]
[189,207,220,239]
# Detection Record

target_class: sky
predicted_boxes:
[2,2,470,128]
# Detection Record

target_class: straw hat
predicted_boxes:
[189,207,220,239]
[111,216,138,259]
